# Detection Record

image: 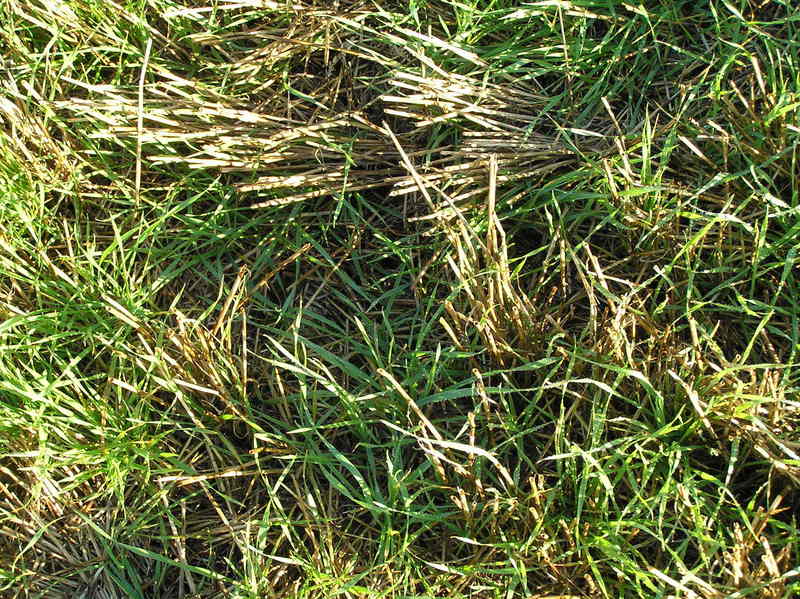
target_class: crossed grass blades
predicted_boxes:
[1,0,799,597]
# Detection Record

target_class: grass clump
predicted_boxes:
[1,0,799,597]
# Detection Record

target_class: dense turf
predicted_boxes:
[1,0,799,597]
